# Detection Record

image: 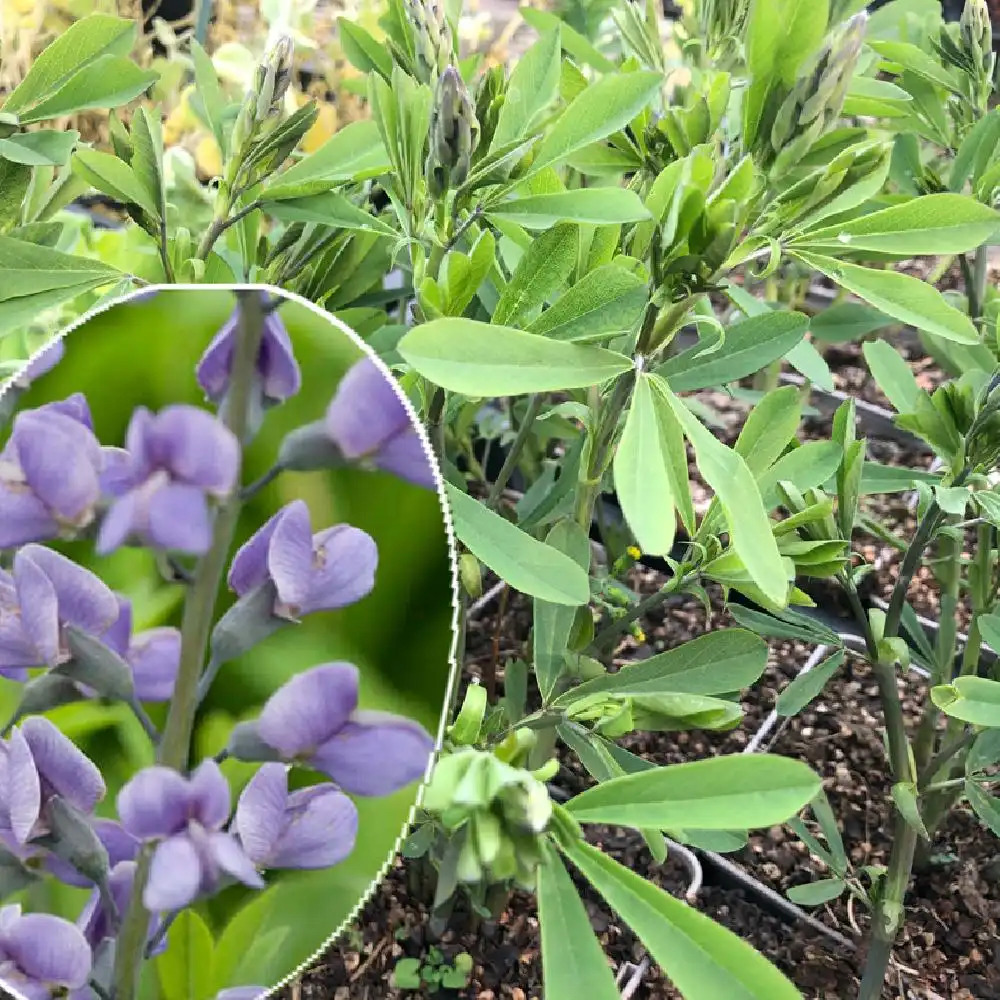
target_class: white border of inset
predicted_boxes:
[0,283,462,1000]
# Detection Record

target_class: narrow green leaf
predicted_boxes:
[528,264,647,343]
[519,7,615,71]
[786,339,834,392]
[155,909,215,1000]
[735,386,802,478]
[190,39,228,155]
[492,28,561,149]
[966,781,1000,837]
[809,302,893,343]
[261,191,394,234]
[656,312,809,391]
[891,781,930,840]
[72,148,159,219]
[538,843,621,1000]
[794,194,1000,256]
[531,71,661,173]
[655,378,787,606]
[786,878,846,906]
[727,604,839,644]
[0,130,78,167]
[978,613,1000,657]
[337,18,394,79]
[399,319,633,395]
[558,630,768,706]
[494,223,577,327]
[444,484,590,605]
[565,753,821,830]
[0,235,121,299]
[614,374,677,556]
[535,519,592,701]
[859,461,940,495]
[488,188,652,227]
[861,341,920,413]
[562,838,804,1000]
[792,252,978,345]
[775,650,846,717]
[930,676,1000,727]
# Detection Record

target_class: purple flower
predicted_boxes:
[0,395,119,549]
[76,860,164,955]
[215,989,267,1000]
[325,357,435,490]
[45,819,138,889]
[0,904,92,1000]
[100,597,180,702]
[227,500,377,620]
[197,293,301,415]
[256,664,434,797]
[97,405,240,556]
[11,339,65,390]
[0,545,120,679]
[0,717,105,847]
[234,763,358,870]
[117,759,264,911]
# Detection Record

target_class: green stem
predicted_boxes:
[967,243,989,323]
[195,200,262,262]
[110,291,265,1000]
[590,574,688,653]
[486,394,543,509]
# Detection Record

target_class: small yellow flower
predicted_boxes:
[635,629,646,643]
[626,545,641,559]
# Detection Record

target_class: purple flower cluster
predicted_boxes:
[0,293,440,1000]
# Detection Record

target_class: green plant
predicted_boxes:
[392,948,474,992]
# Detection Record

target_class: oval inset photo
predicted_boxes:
[0,286,456,1000]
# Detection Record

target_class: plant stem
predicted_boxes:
[195,200,262,262]
[486,394,543,509]
[111,290,264,1000]
[883,501,944,641]
[966,243,989,323]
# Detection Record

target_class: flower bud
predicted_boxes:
[961,0,992,70]
[426,67,481,197]
[408,0,453,84]
[255,36,296,125]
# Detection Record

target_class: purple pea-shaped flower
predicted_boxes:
[0,717,105,848]
[255,664,434,797]
[0,904,92,1000]
[0,545,119,679]
[196,293,302,419]
[325,357,435,490]
[117,759,264,912]
[97,404,240,556]
[0,394,121,549]
[234,763,358,870]
[227,499,377,620]
[76,859,164,956]
[99,597,180,702]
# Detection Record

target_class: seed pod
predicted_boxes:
[459,552,482,598]
[426,67,481,197]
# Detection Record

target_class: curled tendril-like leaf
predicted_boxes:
[746,238,782,281]
[688,313,727,360]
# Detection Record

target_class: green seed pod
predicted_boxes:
[459,552,482,598]
[426,67,481,197]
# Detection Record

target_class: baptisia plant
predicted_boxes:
[0,290,437,1000]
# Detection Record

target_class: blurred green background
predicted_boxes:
[6,288,455,996]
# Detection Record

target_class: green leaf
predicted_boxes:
[189,39,228,156]
[537,842,621,999]
[859,461,940,495]
[444,484,590,605]
[16,57,158,124]
[398,319,633,394]
[0,235,121,299]
[565,753,820,830]
[951,109,1000,193]
[930,676,1000,727]
[562,838,804,1000]
[891,781,930,840]
[655,312,809,391]
[809,302,893,343]
[967,729,1000,775]
[0,130,79,167]
[655,378,787,606]
[978,613,1000,657]
[557,630,768,705]
[775,650,846,717]
[264,120,389,197]
[758,441,844,509]
[869,40,961,93]
[530,71,661,174]
[262,191,394,235]
[734,386,802,479]
[72,148,159,219]
[613,374,680,557]
[793,194,1000,256]
[786,339,834,392]
[792,251,978,345]
[494,223,577,327]
[528,263,647,342]
[392,957,423,989]
[862,341,920,413]
[519,7,616,71]
[966,781,1000,838]
[156,909,215,1000]
[488,188,652,227]
[492,28,562,149]
[3,13,138,115]
[785,878,846,906]
[338,18,394,79]
[534,519,593,701]
[727,604,839,645]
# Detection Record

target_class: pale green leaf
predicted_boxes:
[863,341,920,413]
[494,223,577,327]
[488,188,652,227]
[493,29,562,149]
[775,650,846,717]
